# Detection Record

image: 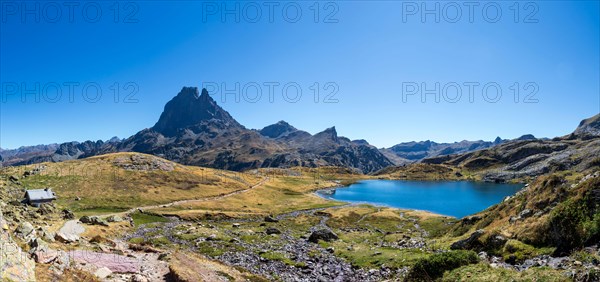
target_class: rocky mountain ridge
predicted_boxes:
[0,87,392,173]
[2,86,596,175]
[413,114,600,182]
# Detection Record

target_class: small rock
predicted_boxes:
[15,221,34,239]
[326,247,335,253]
[130,274,149,282]
[519,209,533,219]
[62,209,75,220]
[33,248,59,263]
[37,203,55,215]
[232,223,241,228]
[80,216,109,226]
[264,215,279,223]
[107,215,123,222]
[266,227,281,235]
[206,234,218,241]
[478,251,489,261]
[29,238,49,254]
[158,252,170,261]
[94,267,113,279]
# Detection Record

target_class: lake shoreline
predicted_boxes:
[315,179,524,219]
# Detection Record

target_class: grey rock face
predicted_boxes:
[573,114,600,137]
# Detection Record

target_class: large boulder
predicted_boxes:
[308,228,338,243]
[55,220,85,243]
[55,231,79,243]
[94,267,113,279]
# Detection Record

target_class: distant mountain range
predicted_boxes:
[379,134,540,165]
[416,114,600,181]
[1,87,597,174]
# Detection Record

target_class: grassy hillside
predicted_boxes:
[0,152,262,214]
[151,166,369,219]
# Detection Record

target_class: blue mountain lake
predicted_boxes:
[317,180,523,218]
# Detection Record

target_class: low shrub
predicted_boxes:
[405,250,479,281]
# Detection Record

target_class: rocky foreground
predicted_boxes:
[0,146,599,281]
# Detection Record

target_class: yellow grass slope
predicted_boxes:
[2,152,263,214]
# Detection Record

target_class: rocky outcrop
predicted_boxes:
[34,249,141,273]
[0,209,36,281]
[572,114,600,138]
[418,115,600,182]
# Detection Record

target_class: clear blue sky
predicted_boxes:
[1,1,599,149]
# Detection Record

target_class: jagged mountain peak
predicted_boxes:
[260,121,298,138]
[152,87,239,136]
[316,126,338,141]
[322,126,337,134]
